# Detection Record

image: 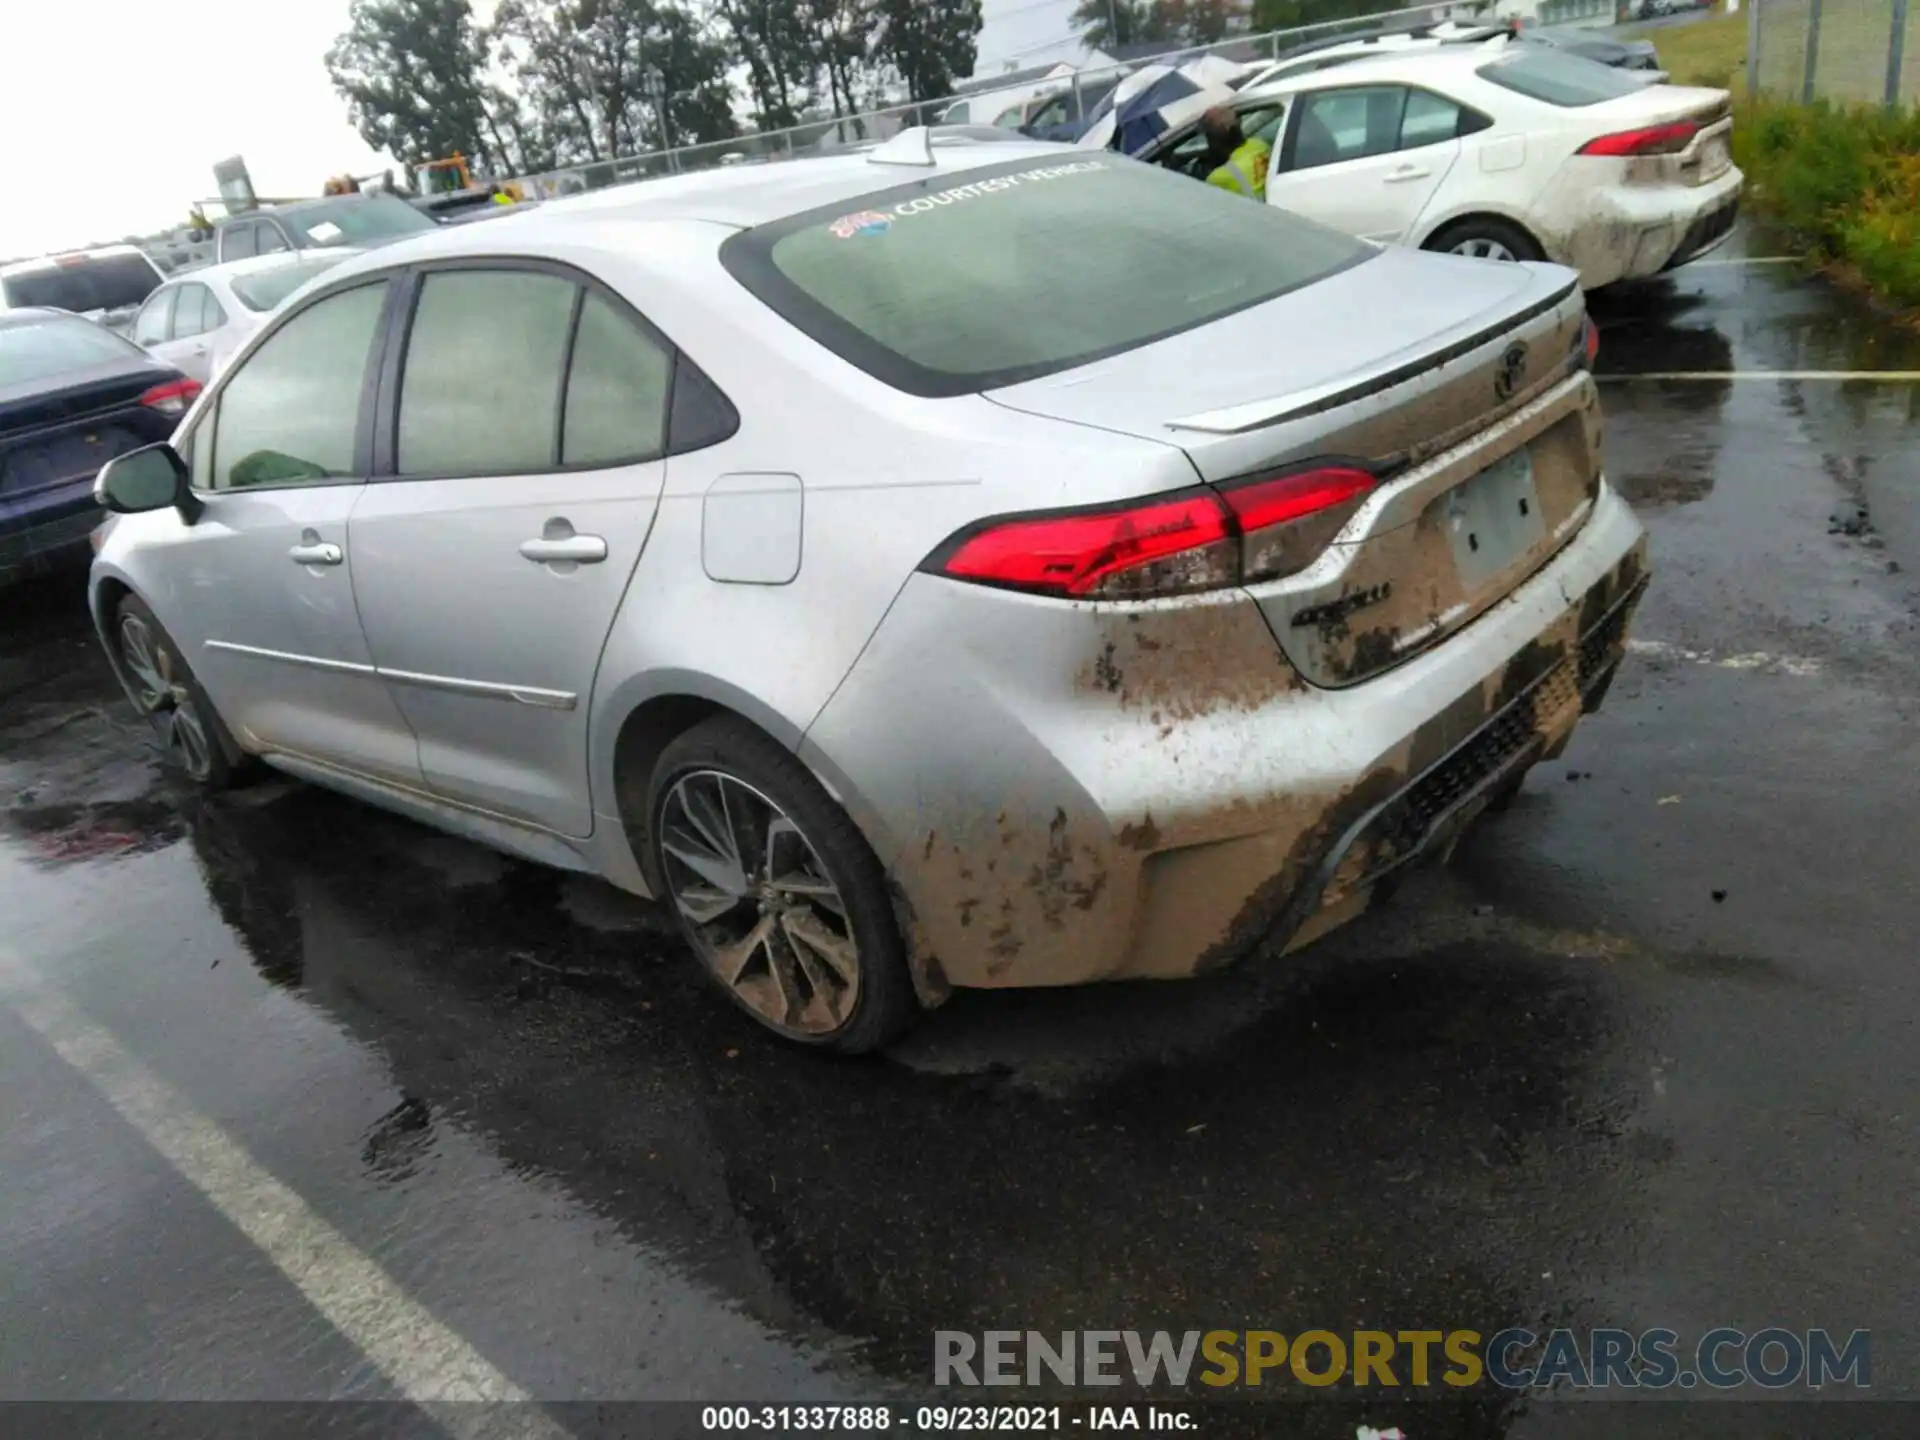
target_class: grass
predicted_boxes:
[1649,9,1751,94]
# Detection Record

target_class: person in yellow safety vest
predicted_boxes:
[1200,106,1270,203]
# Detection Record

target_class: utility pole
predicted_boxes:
[1107,0,1122,45]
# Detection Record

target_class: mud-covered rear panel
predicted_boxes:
[1208,283,1600,687]
[1258,367,1603,687]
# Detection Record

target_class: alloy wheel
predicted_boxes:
[1451,237,1519,262]
[117,613,172,714]
[658,770,861,1038]
[118,613,215,783]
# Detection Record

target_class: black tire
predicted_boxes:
[112,594,249,791]
[646,715,918,1053]
[1425,216,1545,266]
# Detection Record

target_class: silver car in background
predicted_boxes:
[129,252,354,382]
[89,134,1648,1051]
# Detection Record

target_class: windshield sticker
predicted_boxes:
[826,160,1109,236]
[307,221,344,243]
[830,210,894,239]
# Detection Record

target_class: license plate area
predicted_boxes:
[1445,447,1546,590]
[1698,134,1730,181]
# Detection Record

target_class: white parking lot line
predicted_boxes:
[1598,371,1920,383]
[1627,639,1822,678]
[0,953,573,1439]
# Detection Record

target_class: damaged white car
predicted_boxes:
[1116,43,1741,289]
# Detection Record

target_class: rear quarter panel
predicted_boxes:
[568,226,1198,866]
[1409,78,1592,259]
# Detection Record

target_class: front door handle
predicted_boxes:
[289,541,343,566]
[1384,165,1433,183]
[519,534,608,565]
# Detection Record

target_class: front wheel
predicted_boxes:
[1426,217,1544,266]
[113,594,245,790]
[646,716,918,1053]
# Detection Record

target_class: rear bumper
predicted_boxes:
[1660,194,1740,271]
[0,494,103,585]
[1546,165,1745,288]
[801,481,1649,994]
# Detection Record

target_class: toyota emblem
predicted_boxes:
[1495,343,1529,401]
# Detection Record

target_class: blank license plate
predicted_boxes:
[1700,136,1730,179]
[1446,448,1546,590]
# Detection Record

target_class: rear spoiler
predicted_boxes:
[1167,278,1581,436]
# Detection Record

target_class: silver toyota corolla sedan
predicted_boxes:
[89,132,1648,1051]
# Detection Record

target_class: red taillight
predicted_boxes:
[929,465,1377,600]
[938,490,1235,599]
[1578,121,1699,157]
[1582,315,1600,366]
[139,378,202,416]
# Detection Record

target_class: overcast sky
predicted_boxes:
[0,0,1082,260]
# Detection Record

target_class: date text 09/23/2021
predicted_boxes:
[702,1406,1192,1432]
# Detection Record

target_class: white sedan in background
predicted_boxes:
[1113,43,1740,289]
[130,252,354,382]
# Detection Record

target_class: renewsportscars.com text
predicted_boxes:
[934,1328,1871,1391]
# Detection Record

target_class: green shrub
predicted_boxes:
[1736,96,1920,299]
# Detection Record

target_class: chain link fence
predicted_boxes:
[1752,0,1920,106]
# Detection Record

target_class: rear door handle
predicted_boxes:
[1385,165,1433,183]
[519,535,608,565]
[289,541,343,566]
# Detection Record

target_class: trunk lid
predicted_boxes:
[1581,84,1736,188]
[988,247,1600,687]
[0,357,180,508]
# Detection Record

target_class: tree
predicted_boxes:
[867,0,984,105]
[326,0,500,171]
[1250,0,1407,32]
[491,0,734,167]
[1161,0,1233,43]
[805,0,871,123]
[716,0,818,130]
[1069,0,1178,50]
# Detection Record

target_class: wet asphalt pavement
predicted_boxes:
[6,227,1920,1439]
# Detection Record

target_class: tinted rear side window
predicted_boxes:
[0,315,142,386]
[1,253,161,313]
[397,270,576,476]
[721,156,1370,397]
[1477,51,1646,106]
[563,294,672,466]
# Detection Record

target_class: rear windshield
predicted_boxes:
[1477,50,1647,106]
[230,255,350,312]
[1,252,161,314]
[0,314,142,387]
[721,157,1371,396]
[281,195,437,247]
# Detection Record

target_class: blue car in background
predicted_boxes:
[0,310,198,586]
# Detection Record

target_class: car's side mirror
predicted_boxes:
[95,443,202,523]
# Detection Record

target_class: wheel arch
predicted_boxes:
[597,674,911,919]
[599,672,810,892]
[1414,207,1555,262]
[88,566,146,713]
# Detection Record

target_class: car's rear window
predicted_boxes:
[0,314,142,386]
[1477,49,1647,106]
[1,253,162,314]
[231,255,350,312]
[720,156,1371,397]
